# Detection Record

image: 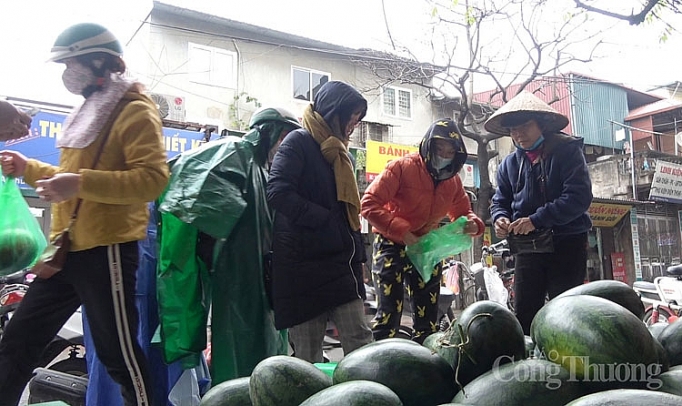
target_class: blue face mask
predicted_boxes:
[432,155,453,170]
[515,135,545,151]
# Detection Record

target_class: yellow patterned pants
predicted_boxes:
[370,234,442,344]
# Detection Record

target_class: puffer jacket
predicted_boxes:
[361,153,483,244]
[23,91,169,251]
[490,132,592,236]
[266,82,367,330]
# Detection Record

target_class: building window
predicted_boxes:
[188,43,236,88]
[292,67,330,101]
[383,86,412,119]
[355,121,392,146]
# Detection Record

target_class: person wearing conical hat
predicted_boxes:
[486,91,592,334]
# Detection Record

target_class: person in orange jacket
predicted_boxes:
[361,118,484,343]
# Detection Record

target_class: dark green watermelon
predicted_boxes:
[531,295,664,391]
[555,280,645,319]
[452,359,589,406]
[249,355,331,406]
[299,380,402,406]
[200,376,252,406]
[447,300,526,388]
[333,338,456,406]
[656,368,682,396]
[422,331,459,367]
[658,321,682,367]
[0,228,41,276]
[565,389,682,405]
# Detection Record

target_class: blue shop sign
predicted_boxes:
[1,111,205,189]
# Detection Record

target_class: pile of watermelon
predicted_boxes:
[199,280,682,406]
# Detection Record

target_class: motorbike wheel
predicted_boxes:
[49,357,88,377]
[438,307,457,332]
[643,307,672,326]
[476,286,488,302]
[459,285,476,310]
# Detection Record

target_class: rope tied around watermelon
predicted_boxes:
[436,312,493,394]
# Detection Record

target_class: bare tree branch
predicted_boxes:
[573,0,664,25]
[381,0,397,50]
[354,0,605,255]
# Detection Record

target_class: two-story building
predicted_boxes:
[3,1,485,263]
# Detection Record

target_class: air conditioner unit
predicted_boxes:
[149,93,186,122]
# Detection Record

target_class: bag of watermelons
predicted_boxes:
[0,176,47,276]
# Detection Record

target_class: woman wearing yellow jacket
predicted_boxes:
[0,23,168,406]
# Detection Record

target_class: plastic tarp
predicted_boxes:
[158,132,287,385]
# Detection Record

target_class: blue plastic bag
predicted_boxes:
[405,216,472,283]
[0,176,47,276]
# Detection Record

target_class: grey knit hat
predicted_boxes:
[484,91,569,136]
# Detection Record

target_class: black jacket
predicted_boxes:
[266,125,365,329]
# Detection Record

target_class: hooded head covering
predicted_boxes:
[310,81,367,142]
[301,81,367,230]
[483,91,569,136]
[419,119,468,180]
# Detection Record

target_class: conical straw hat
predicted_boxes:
[484,90,569,136]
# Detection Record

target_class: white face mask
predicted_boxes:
[62,63,96,95]
[432,155,453,170]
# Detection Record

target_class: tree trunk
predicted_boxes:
[472,138,495,257]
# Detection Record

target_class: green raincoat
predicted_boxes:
[157,129,287,384]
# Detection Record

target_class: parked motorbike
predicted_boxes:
[0,269,32,336]
[448,240,514,311]
[633,264,682,326]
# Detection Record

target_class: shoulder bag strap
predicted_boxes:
[66,96,132,227]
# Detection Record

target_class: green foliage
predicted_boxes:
[465,6,476,26]
[355,149,366,169]
[229,92,262,131]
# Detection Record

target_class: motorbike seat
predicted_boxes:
[666,264,682,276]
[633,280,656,291]
[0,270,28,285]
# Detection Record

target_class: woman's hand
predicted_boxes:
[403,232,419,246]
[0,150,28,177]
[35,173,81,203]
[464,219,479,236]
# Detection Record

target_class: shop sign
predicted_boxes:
[365,140,419,181]
[1,111,206,189]
[650,160,682,204]
[610,252,627,284]
[365,140,476,186]
[588,202,631,227]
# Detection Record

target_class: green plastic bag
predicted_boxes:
[405,216,472,283]
[0,176,47,276]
